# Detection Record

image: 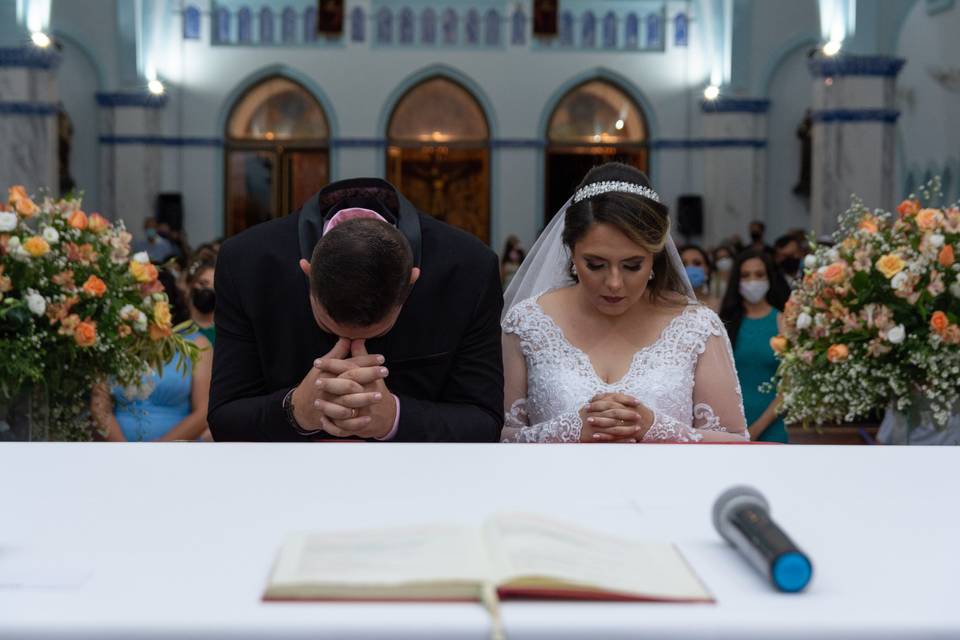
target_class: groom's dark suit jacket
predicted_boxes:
[208,178,504,442]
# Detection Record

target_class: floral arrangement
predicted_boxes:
[0,185,199,440]
[773,182,960,428]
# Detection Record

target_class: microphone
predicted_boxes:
[712,485,813,593]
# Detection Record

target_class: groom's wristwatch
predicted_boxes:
[283,387,324,437]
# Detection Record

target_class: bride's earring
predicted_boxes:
[571,264,578,277]
[648,269,655,281]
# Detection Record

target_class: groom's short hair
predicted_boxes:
[309,219,414,326]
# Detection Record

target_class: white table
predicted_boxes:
[0,443,956,639]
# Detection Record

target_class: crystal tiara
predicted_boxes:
[572,180,662,204]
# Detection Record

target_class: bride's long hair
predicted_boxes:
[563,162,690,303]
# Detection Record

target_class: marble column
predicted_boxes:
[0,47,60,196]
[701,98,769,245]
[808,55,905,236]
[97,92,165,234]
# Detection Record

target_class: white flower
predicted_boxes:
[827,249,840,263]
[804,254,818,270]
[7,236,21,248]
[0,211,17,232]
[25,289,46,316]
[134,310,148,332]
[152,292,165,302]
[120,304,136,318]
[42,226,60,244]
[891,271,909,290]
[929,234,945,248]
[132,251,150,264]
[887,325,905,345]
[950,282,960,298]
[796,312,812,330]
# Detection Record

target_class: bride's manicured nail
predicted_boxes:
[586,417,594,423]
[592,434,602,440]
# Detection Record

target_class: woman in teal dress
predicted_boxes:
[719,249,792,443]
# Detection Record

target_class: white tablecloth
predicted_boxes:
[0,443,956,639]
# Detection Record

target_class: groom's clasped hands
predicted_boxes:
[291,338,396,439]
[580,392,654,443]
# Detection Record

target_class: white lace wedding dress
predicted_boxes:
[501,295,749,443]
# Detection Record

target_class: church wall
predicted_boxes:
[896,0,960,205]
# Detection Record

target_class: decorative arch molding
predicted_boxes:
[376,63,499,141]
[52,29,107,91]
[536,67,659,144]
[216,64,340,140]
[758,34,820,97]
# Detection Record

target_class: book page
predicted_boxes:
[265,524,492,599]
[484,513,712,601]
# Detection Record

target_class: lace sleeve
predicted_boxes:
[643,310,749,443]
[500,305,582,443]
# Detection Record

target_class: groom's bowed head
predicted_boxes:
[293,208,420,439]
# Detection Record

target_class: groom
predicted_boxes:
[208,177,504,442]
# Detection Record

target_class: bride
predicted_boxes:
[501,163,748,443]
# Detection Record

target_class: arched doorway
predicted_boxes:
[544,79,649,224]
[224,76,330,236]
[386,77,490,242]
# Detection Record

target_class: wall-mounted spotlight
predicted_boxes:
[822,40,842,57]
[703,85,720,101]
[31,32,51,48]
[148,79,165,95]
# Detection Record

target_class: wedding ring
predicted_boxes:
[350,409,357,418]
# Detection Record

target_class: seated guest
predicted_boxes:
[680,244,721,311]
[133,217,176,263]
[208,177,503,442]
[719,250,791,443]
[185,253,217,345]
[91,270,213,442]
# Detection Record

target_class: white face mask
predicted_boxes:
[716,257,734,273]
[740,279,770,304]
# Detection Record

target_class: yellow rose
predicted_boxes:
[23,236,51,257]
[875,254,906,279]
[858,217,879,234]
[129,260,158,283]
[153,300,172,329]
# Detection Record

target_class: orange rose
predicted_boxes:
[827,344,850,363]
[897,199,920,217]
[858,217,879,234]
[939,245,955,268]
[8,186,38,218]
[149,322,172,341]
[87,213,109,233]
[931,311,949,334]
[916,208,943,231]
[23,236,50,257]
[876,254,906,279]
[117,324,133,338]
[770,336,788,354]
[821,262,846,285]
[74,320,97,347]
[68,210,88,230]
[81,274,107,297]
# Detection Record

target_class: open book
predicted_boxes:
[263,513,713,604]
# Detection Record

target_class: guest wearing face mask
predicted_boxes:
[773,234,803,286]
[186,254,217,345]
[133,217,176,263]
[679,244,720,311]
[719,250,791,443]
[711,245,735,301]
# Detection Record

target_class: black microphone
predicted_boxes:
[712,485,813,592]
